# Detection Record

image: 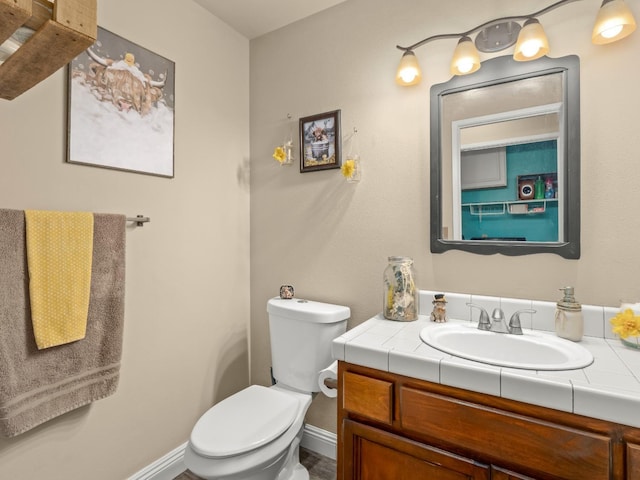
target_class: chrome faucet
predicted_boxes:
[489,307,510,334]
[467,304,536,335]
[470,304,491,331]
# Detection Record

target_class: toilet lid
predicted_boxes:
[190,385,299,458]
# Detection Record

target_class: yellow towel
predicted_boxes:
[24,210,94,350]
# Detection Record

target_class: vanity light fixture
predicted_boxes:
[513,18,550,61]
[396,0,637,85]
[592,0,637,44]
[395,50,422,86]
[450,36,481,75]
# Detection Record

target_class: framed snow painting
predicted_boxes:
[67,27,175,177]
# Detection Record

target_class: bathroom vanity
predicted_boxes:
[333,305,640,480]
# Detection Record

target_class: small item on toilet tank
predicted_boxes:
[555,286,583,341]
[279,285,294,299]
[431,294,448,322]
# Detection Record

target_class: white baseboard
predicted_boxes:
[127,425,336,480]
[300,424,337,461]
[127,441,188,480]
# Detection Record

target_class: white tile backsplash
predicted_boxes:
[445,292,473,322]
[500,297,534,330]
[531,300,557,333]
[469,294,501,323]
[418,290,625,340]
[419,290,437,314]
[420,291,472,322]
[603,306,619,339]
[582,304,605,338]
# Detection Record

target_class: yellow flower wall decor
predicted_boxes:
[272,146,287,164]
[341,159,355,178]
[272,139,294,166]
[340,154,361,183]
[342,127,361,183]
[610,308,640,339]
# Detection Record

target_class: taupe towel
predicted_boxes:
[0,209,126,437]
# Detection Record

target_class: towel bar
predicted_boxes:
[126,215,150,227]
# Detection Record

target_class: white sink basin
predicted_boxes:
[420,323,593,370]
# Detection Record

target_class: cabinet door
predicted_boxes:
[400,386,612,479]
[342,419,489,480]
[628,443,640,480]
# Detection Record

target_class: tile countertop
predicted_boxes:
[332,290,640,429]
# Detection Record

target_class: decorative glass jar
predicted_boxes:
[621,337,640,350]
[345,154,361,183]
[383,256,419,322]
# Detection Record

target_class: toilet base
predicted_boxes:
[283,463,309,480]
[276,430,309,480]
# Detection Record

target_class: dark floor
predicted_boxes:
[173,447,336,480]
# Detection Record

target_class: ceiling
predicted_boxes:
[192,0,348,39]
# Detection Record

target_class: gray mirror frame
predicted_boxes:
[430,55,580,259]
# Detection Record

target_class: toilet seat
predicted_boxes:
[184,385,312,479]
[189,385,298,458]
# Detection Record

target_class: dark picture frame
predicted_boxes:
[67,26,175,178]
[299,110,341,173]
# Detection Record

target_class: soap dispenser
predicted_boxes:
[555,286,583,341]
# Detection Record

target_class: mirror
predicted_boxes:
[430,55,580,259]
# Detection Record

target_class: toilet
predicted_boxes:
[184,297,350,480]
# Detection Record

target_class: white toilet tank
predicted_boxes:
[267,297,349,393]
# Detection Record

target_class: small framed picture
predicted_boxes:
[299,110,341,173]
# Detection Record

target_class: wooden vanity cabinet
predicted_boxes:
[338,362,640,480]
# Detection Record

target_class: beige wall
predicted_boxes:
[250,0,640,433]
[0,0,250,478]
